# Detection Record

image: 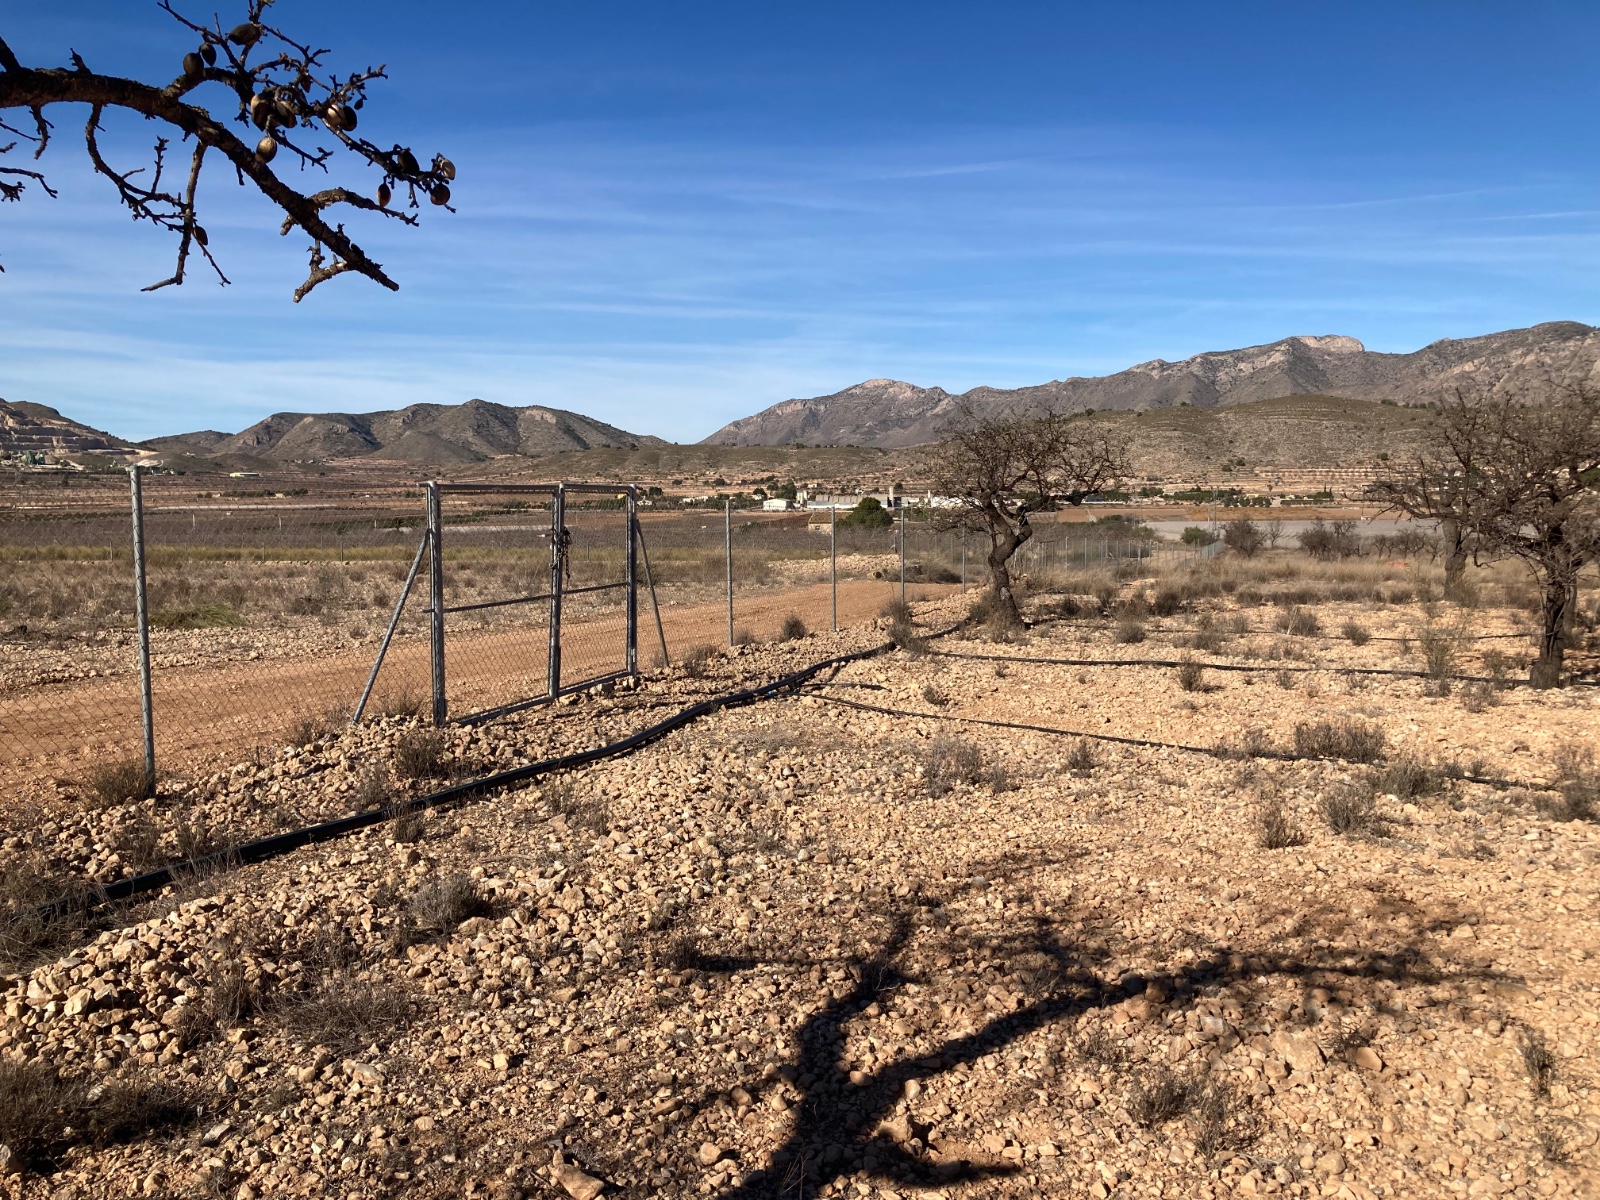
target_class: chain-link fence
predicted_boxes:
[1,475,1223,801]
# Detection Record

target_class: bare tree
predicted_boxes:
[1222,516,1266,558]
[1372,383,1600,688]
[1367,392,1492,590]
[930,403,1128,623]
[0,1,456,301]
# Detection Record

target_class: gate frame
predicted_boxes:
[359,481,640,728]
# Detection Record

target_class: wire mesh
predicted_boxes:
[431,486,555,721]
[137,478,428,773]
[558,494,632,691]
[0,470,145,795]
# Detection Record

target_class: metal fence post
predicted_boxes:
[426,481,447,727]
[899,499,906,605]
[725,497,733,648]
[830,503,837,632]
[127,466,155,795]
[625,486,638,676]
[549,484,566,698]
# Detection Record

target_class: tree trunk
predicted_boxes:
[1440,517,1468,592]
[1530,574,1575,689]
[985,520,1029,624]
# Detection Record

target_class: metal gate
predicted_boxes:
[356,482,639,726]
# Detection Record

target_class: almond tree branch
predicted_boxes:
[0,4,457,299]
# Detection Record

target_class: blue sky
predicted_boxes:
[4,1,1600,443]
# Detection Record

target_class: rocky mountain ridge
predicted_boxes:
[702,321,1600,448]
[144,398,665,464]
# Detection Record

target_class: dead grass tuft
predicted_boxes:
[394,727,449,780]
[84,758,152,808]
[1128,1067,1196,1128]
[1341,619,1371,646]
[1321,782,1387,837]
[1256,795,1307,850]
[1066,738,1098,776]
[0,1060,193,1168]
[275,982,412,1052]
[1542,743,1598,822]
[1114,618,1146,645]
[923,737,983,797]
[409,873,490,933]
[1177,656,1205,692]
[1520,1027,1556,1097]
[680,644,718,679]
[1275,606,1320,637]
[778,613,808,642]
[1293,718,1385,763]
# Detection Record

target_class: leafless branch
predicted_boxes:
[1,3,458,298]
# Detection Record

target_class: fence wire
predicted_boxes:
[1,473,1219,801]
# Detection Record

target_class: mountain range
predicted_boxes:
[701,321,1600,448]
[144,399,665,464]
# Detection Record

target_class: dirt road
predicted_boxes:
[0,579,956,790]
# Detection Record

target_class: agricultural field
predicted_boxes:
[0,545,1596,1199]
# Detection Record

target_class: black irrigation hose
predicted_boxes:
[930,648,1600,689]
[805,690,1539,790]
[42,634,939,923]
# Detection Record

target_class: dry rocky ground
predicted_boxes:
[0,562,1597,1200]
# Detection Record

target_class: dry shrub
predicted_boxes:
[1542,744,1598,822]
[1275,606,1320,637]
[1371,756,1444,800]
[1418,622,1464,694]
[778,614,808,642]
[1176,657,1205,692]
[732,627,757,647]
[1189,613,1246,653]
[410,873,489,933]
[375,688,424,719]
[353,766,393,811]
[85,758,151,808]
[394,728,449,781]
[113,818,162,874]
[924,737,983,797]
[1077,1025,1127,1066]
[1539,1125,1571,1164]
[1067,738,1098,776]
[275,983,411,1052]
[882,598,915,625]
[1521,1028,1556,1097]
[1114,618,1146,645]
[1321,782,1386,837]
[680,644,718,679]
[1341,619,1371,646]
[1128,1067,1196,1127]
[1460,680,1498,712]
[1256,796,1306,850]
[1192,1081,1258,1158]
[1293,719,1384,763]
[1150,587,1183,617]
[172,807,225,861]
[290,709,339,748]
[921,684,948,708]
[0,1060,193,1168]
[150,602,242,630]
[203,955,262,1028]
[386,801,426,844]
[0,853,83,969]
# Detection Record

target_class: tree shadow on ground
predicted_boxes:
[712,884,1502,1200]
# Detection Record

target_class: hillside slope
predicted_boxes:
[149,399,665,463]
[703,321,1600,447]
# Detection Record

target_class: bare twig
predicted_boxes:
[0,3,458,297]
